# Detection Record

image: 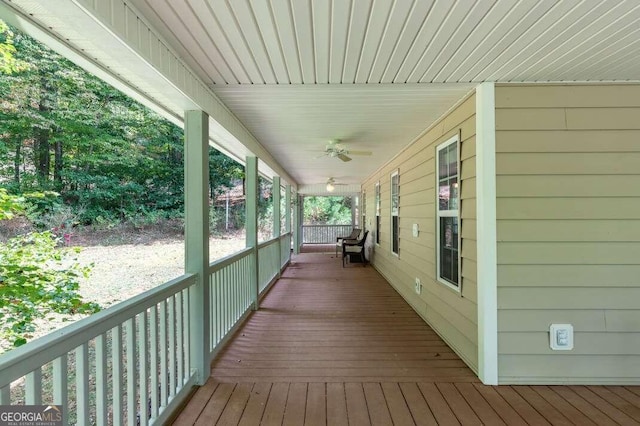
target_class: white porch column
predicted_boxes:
[272,177,282,277]
[285,185,292,233]
[476,82,498,385]
[293,194,302,254]
[184,110,210,385]
[245,156,259,310]
[273,176,281,238]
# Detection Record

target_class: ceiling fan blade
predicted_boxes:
[338,154,352,162]
[347,150,372,156]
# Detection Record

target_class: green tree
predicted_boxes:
[0,21,28,74]
[1,20,246,228]
[303,196,352,224]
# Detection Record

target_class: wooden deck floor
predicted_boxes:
[173,251,640,425]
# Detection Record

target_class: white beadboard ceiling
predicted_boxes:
[130,0,640,85]
[5,0,640,190]
[126,0,640,188]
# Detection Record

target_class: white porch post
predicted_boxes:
[245,156,259,310]
[184,110,210,385]
[285,185,292,233]
[476,82,498,385]
[272,177,282,277]
[273,176,281,238]
[293,194,302,254]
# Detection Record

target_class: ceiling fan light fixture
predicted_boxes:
[326,178,335,192]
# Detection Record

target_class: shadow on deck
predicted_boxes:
[174,250,640,425]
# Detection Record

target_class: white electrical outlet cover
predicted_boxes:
[550,324,574,350]
[412,224,419,237]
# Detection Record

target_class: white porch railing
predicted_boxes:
[258,237,282,293]
[0,273,197,426]
[280,232,292,268]
[0,233,293,425]
[208,247,254,352]
[302,224,353,244]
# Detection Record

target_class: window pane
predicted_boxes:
[439,148,448,179]
[391,174,399,215]
[439,216,459,285]
[450,177,458,210]
[392,216,399,254]
[439,181,450,210]
[448,143,458,177]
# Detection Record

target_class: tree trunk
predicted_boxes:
[36,72,51,184]
[13,139,21,184]
[36,129,50,183]
[54,139,63,186]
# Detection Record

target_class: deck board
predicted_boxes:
[173,251,640,425]
[326,382,348,425]
[260,383,287,426]
[381,382,415,426]
[237,383,270,426]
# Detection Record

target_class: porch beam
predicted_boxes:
[184,110,210,385]
[245,157,259,309]
[476,82,498,385]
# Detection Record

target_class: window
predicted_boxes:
[375,182,381,244]
[362,191,366,231]
[436,136,460,289]
[391,170,399,255]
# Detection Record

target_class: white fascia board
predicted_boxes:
[1,0,296,188]
[475,82,498,385]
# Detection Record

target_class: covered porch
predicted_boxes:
[174,251,640,425]
[1,0,640,424]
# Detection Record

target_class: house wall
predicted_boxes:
[362,93,478,372]
[495,84,640,384]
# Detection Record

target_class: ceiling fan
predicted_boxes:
[319,139,372,162]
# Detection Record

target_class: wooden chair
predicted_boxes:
[335,228,361,257]
[342,231,369,267]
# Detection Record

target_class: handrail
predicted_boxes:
[209,247,253,273]
[302,224,353,244]
[301,224,352,227]
[257,235,280,249]
[0,273,196,386]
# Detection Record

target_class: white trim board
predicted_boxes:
[475,82,498,385]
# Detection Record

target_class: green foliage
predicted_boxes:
[0,20,245,229]
[0,189,99,350]
[0,231,99,348]
[0,21,28,74]
[303,196,352,224]
[0,188,24,220]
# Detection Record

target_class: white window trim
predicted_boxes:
[436,135,461,292]
[390,170,399,257]
[375,182,381,246]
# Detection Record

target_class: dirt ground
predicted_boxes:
[19,233,246,349]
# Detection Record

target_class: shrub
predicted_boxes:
[0,231,100,348]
